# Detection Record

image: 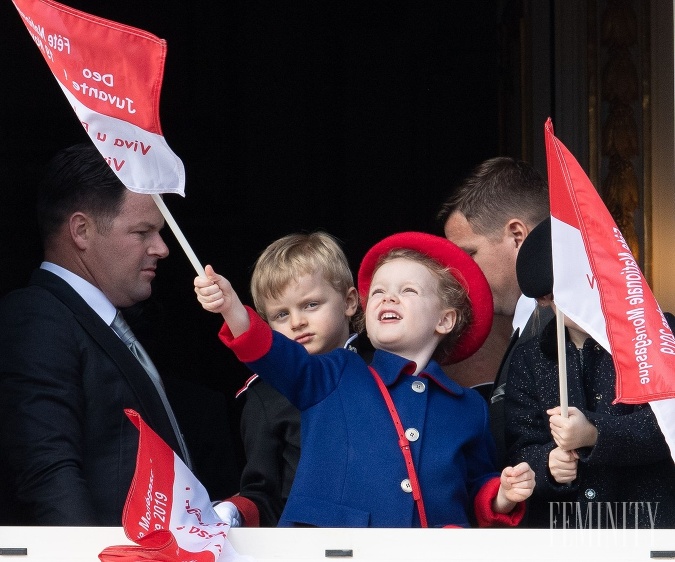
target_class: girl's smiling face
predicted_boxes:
[365,258,456,365]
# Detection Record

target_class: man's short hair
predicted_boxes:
[251,231,356,321]
[36,142,127,244]
[437,156,549,237]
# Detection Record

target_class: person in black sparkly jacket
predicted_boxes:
[504,218,675,529]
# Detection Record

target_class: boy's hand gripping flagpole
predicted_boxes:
[545,117,675,459]
[11,0,205,276]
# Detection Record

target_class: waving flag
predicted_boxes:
[545,118,675,454]
[12,0,185,195]
[99,410,250,562]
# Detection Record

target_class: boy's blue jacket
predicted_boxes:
[220,307,524,528]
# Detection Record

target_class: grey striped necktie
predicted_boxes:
[111,310,192,469]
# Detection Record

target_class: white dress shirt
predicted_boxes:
[512,294,536,335]
[41,262,117,325]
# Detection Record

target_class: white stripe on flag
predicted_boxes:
[59,86,185,195]
[551,216,610,352]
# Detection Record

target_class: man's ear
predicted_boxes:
[344,287,359,318]
[69,212,93,250]
[436,308,457,335]
[506,218,528,249]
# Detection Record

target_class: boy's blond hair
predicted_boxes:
[251,231,360,325]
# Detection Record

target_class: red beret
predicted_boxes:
[358,232,493,364]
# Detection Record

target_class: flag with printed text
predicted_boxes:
[98,409,250,562]
[12,0,185,195]
[545,118,675,454]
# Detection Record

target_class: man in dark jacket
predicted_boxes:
[439,156,552,466]
[0,143,192,525]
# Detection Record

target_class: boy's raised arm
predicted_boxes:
[194,264,251,337]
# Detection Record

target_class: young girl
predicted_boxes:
[195,232,534,527]
[505,217,675,528]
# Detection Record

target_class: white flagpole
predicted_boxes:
[152,194,206,277]
[556,307,569,418]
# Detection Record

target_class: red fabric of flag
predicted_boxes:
[12,0,185,195]
[99,410,251,562]
[545,118,675,405]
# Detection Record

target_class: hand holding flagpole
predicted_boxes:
[545,117,675,460]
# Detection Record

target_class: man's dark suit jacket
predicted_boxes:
[489,305,555,469]
[0,268,186,525]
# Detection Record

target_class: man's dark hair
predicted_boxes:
[437,157,549,237]
[36,142,127,244]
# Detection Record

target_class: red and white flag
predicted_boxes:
[99,409,252,562]
[545,118,675,454]
[11,0,185,195]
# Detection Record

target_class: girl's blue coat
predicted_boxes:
[223,310,503,528]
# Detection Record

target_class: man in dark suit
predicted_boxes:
[0,143,192,525]
[438,157,551,468]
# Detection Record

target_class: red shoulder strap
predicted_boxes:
[368,366,428,528]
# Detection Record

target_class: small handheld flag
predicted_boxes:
[12,0,185,196]
[99,409,252,562]
[12,0,207,275]
[545,117,675,455]
[545,118,675,404]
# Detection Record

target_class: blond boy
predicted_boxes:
[216,232,360,527]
